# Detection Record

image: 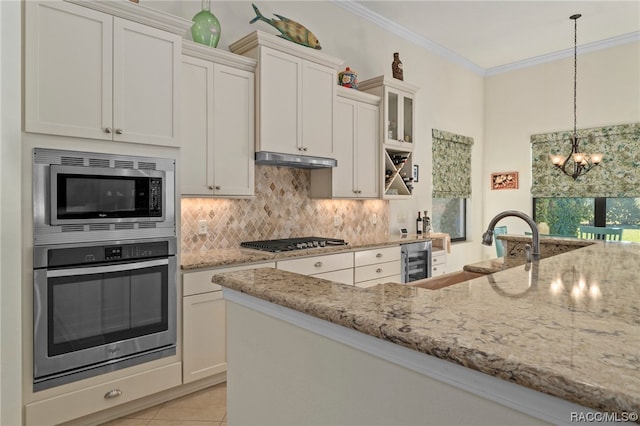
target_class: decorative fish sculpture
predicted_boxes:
[250,3,322,50]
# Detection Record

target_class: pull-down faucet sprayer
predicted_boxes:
[482,210,540,263]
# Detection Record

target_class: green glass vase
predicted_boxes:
[191,0,221,48]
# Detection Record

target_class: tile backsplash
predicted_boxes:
[181,165,389,254]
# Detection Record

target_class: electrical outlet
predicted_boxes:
[334,215,340,227]
[198,220,208,235]
[371,213,378,225]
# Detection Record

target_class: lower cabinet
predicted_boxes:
[25,363,181,426]
[354,246,401,288]
[182,262,275,383]
[432,249,447,276]
[276,252,354,285]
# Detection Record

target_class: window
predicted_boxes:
[533,197,640,242]
[432,198,467,241]
[431,129,473,242]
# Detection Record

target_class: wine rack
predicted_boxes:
[384,148,413,198]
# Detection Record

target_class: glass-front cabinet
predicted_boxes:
[360,76,419,199]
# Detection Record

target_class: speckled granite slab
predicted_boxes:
[499,235,596,268]
[213,242,640,415]
[182,234,432,270]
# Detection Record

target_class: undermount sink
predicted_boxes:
[410,271,486,290]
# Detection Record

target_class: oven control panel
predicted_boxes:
[42,239,175,268]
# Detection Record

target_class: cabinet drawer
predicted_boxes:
[312,268,354,285]
[25,362,181,426]
[432,250,447,266]
[354,246,401,267]
[277,252,353,275]
[432,264,447,276]
[355,274,402,289]
[355,260,401,283]
[184,262,276,296]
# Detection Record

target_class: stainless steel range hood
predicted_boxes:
[255,151,337,169]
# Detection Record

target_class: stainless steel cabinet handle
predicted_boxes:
[104,389,122,399]
[115,128,123,134]
[314,261,323,267]
[104,127,112,134]
[47,258,168,278]
[376,268,383,273]
[376,253,383,258]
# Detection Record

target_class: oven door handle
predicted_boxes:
[46,258,169,278]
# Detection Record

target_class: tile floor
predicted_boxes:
[101,382,226,426]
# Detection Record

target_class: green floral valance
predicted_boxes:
[432,129,474,198]
[531,123,640,198]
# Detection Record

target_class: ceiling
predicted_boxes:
[341,1,640,74]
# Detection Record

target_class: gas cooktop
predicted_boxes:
[240,237,347,253]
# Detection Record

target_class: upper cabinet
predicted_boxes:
[359,76,419,149]
[25,1,191,147]
[181,41,257,197]
[359,76,419,199]
[230,31,344,158]
[310,87,380,199]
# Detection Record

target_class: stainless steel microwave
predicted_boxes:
[33,148,175,245]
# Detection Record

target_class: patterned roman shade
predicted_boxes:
[531,123,640,198]
[431,129,474,198]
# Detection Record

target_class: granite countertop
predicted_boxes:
[181,233,444,270]
[213,242,640,415]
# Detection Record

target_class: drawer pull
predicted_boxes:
[314,261,323,267]
[376,268,383,273]
[375,253,383,258]
[104,389,122,399]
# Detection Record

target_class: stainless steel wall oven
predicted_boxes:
[33,238,177,391]
[32,149,177,391]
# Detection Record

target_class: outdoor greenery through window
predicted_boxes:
[432,198,466,241]
[533,198,640,242]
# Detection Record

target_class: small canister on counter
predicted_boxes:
[338,67,358,89]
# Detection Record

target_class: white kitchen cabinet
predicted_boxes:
[25,362,181,426]
[276,252,354,285]
[229,31,343,158]
[181,41,256,197]
[359,76,420,199]
[432,249,447,276]
[182,262,275,383]
[310,87,380,199]
[354,246,401,288]
[25,1,188,147]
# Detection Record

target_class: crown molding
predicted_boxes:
[486,31,640,76]
[330,1,640,78]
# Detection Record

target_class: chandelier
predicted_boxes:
[550,14,602,180]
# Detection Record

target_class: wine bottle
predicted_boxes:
[416,212,422,235]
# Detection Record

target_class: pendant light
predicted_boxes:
[550,14,602,180]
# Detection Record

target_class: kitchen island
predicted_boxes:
[213,242,639,425]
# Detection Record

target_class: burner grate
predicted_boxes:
[240,237,347,253]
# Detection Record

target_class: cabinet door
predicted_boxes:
[183,291,226,383]
[113,18,181,146]
[181,56,214,195]
[331,98,357,197]
[301,61,335,157]
[212,64,255,196]
[25,1,113,140]
[385,88,414,148]
[258,47,301,154]
[354,102,379,198]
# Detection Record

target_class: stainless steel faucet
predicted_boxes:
[482,210,540,262]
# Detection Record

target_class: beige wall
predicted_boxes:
[483,41,640,259]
